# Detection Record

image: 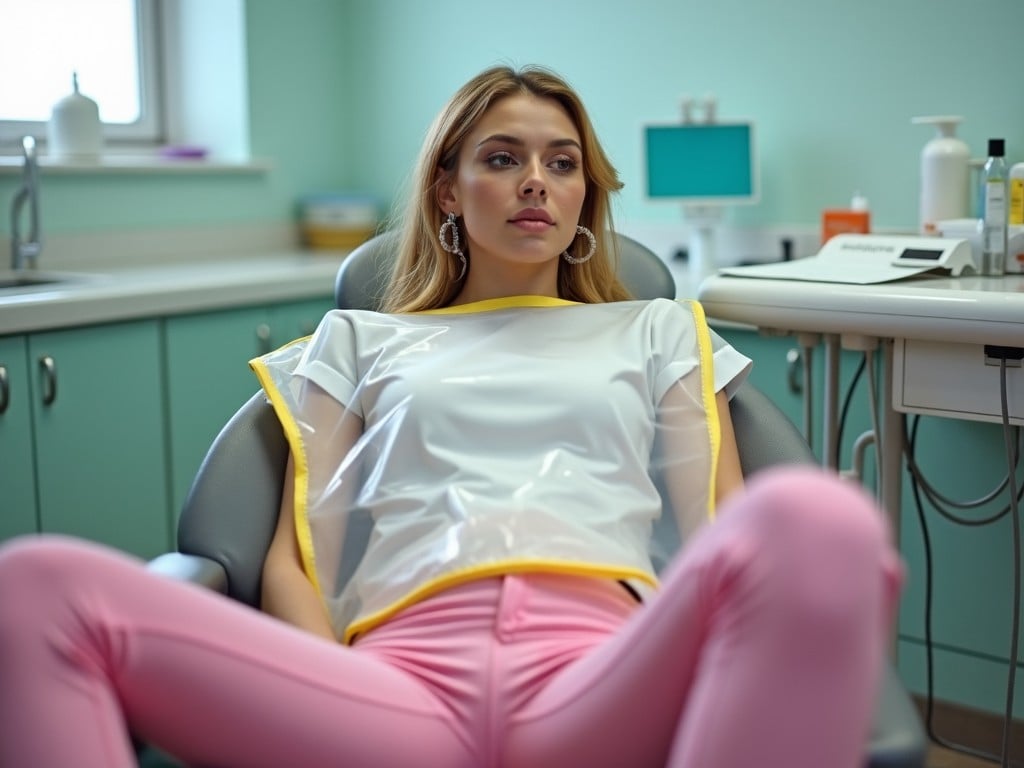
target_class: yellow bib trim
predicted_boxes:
[679,300,721,521]
[343,559,658,644]
[413,295,579,315]
[249,353,325,599]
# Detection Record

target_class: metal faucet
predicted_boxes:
[10,136,41,270]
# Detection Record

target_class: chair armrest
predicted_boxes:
[134,554,229,767]
[176,391,286,608]
[147,552,229,594]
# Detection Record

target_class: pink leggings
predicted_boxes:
[0,467,901,768]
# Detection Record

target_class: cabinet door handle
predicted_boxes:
[39,355,57,406]
[256,323,272,355]
[0,365,8,414]
[786,348,803,395]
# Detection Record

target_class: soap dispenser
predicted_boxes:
[47,72,102,162]
[911,115,970,234]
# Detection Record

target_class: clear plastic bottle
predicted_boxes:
[981,138,1008,276]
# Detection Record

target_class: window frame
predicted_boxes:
[0,0,165,151]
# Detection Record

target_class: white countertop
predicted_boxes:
[698,272,1024,346]
[0,251,348,335]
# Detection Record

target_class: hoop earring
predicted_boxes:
[562,225,597,264]
[439,212,467,281]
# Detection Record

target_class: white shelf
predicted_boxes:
[0,154,272,175]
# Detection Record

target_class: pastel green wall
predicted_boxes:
[344,0,1024,231]
[4,0,1022,238]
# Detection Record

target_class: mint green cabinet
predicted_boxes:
[28,321,171,557]
[267,299,332,347]
[1,297,332,555]
[0,322,171,557]
[164,298,332,517]
[164,305,269,518]
[0,336,39,540]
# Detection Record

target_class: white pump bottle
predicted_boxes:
[911,116,970,235]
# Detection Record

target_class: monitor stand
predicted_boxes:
[684,204,723,286]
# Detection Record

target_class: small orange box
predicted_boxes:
[821,209,871,245]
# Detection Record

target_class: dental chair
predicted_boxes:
[145,232,926,768]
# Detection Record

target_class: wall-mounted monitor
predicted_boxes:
[644,122,758,206]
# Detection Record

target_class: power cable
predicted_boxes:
[907,355,1023,767]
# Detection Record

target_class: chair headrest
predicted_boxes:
[334,231,675,310]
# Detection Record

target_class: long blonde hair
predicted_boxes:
[381,65,630,313]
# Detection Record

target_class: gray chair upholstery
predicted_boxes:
[334,229,677,310]
[148,232,925,768]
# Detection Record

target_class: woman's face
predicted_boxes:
[443,93,587,276]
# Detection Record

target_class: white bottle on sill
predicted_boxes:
[47,72,102,163]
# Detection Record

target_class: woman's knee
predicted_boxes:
[732,466,891,557]
[718,468,899,623]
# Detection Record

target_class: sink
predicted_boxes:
[0,270,96,292]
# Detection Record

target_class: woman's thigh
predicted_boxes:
[501,467,900,768]
[0,536,479,768]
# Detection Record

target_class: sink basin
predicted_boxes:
[0,270,96,292]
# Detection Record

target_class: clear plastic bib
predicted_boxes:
[250,297,748,643]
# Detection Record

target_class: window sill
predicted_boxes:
[0,154,273,176]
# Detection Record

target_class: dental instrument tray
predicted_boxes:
[718,234,976,284]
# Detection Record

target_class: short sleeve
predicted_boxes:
[649,299,751,403]
[294,310,362,415]
[650,300,703,404]
[708,327,752,399]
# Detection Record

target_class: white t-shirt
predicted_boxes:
[251,296,751,642]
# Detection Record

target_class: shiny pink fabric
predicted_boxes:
[0,467,901,768]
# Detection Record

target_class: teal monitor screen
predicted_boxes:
[644,123,756,204]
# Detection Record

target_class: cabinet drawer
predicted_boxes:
[893,338,1023,425]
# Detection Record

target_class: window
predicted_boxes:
[0,0,163,149]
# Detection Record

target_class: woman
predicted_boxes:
[0,65,900,768]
